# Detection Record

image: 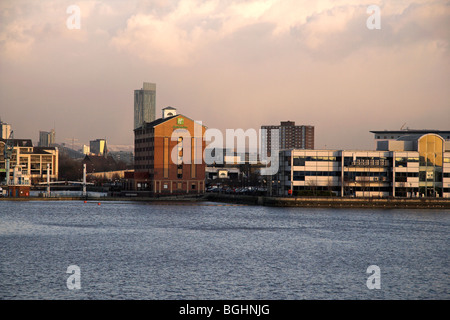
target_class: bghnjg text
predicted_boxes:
[179,304,270,317]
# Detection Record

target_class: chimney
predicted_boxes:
[162,106,177,119]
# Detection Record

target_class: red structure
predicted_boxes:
[7,185,30,197]
[131,109,206,195]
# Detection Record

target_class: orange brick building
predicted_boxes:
[133,108,207,194]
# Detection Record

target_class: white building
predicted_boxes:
[276,133,450,198]
[0,139,58,184]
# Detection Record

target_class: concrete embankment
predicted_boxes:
[0,195,206,202]
[205,194,450,209]
[2,194,449,209]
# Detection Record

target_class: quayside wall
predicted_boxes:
[2,194,449,209]
[205,194,450,209]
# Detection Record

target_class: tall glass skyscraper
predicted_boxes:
[134,82,156,130]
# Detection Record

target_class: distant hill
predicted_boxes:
[55,144,85,159]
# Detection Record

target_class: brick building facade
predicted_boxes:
[132,109,206,194]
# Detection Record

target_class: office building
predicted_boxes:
[81,145,90,155]
[276,132,450,198]
[134,82,156,130]
[261,121,314,156]
[38,129,55,147]
[90,139,108,156]
[0,120,12,139]
[132,107,207,194]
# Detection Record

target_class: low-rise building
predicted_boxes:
[0,138,58,185]
[276,133,450,198]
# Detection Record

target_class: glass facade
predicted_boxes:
[418,134,444,196]
[279,133,449,198]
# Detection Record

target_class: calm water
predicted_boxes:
[0,200,448,300]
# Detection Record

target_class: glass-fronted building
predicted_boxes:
[276,133,450,198]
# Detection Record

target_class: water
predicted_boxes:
[0,200,448,300]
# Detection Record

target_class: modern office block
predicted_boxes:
[276,133,450,198]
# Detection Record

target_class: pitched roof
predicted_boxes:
[134,115,176,131]
[134,114,207,130]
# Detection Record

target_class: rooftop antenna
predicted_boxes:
[400,123,407,131]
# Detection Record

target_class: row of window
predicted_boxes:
[135,147,154,153]
[293,171,341,179]
[293,156,340,166]
[395,172,419,178]
[135,138,154,144]
[291,171,393,178]
[292,156,394,166]
[292,186,391,192]
[135,165,152,170]
[291,156,450,167]
[135,156,153,161]
[289,170,449,181]
[344,157,390,166]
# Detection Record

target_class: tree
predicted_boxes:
[58,154,83,181]
[306,179,317,196]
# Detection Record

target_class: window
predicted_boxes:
[163,137,169,178]
[293,171,305,181]
[293,157,305,166]
[395,157,408,167]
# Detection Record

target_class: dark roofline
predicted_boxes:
[134,115,177,130]
[371,130,450,134]
[134,114,207,131]
[0,138,33,147]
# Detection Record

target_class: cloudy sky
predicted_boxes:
[0,0,449,151]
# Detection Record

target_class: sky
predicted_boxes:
[0,0,449,151]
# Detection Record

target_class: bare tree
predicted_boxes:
[359,176,370,198]
[327,177,334,196]
[307,179,317,196]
